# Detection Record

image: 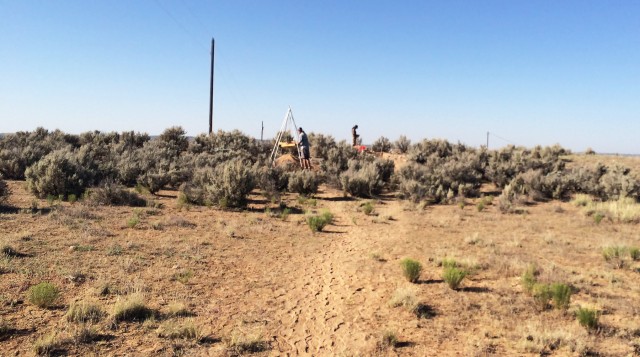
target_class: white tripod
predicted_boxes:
[269,107,303,167]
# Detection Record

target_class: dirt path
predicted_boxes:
[259,192,412,356]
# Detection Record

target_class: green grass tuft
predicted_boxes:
[400,258,422,283]
[28,283,59,308]
[576,307,599,331]
[442,267,467,290]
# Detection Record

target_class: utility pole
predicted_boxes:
[486,132,489,149]
[261,121,264,141]
[208,38,215,134]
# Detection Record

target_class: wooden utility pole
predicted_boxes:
[208,38,215,134]
[486,132,489,149]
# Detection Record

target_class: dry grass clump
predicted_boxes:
[28,282,60,308]
[33,332,64,356]
[380,330,399,349]
[578,196,640,223]
[166,301,193,317]
[157,319,200,340]
[225,330,270,355]
[112,293,154,323]
[388,287,418,311]
[602,245,626,268]
[66,301,105,323]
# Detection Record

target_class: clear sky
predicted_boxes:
[1,1,638,153]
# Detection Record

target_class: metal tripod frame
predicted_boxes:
[269,107,303,167]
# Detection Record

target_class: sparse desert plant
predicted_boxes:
[388,287,418,310]
[28,282,59,308]
[572,194,592,207]
[362,201,375,215]
[576,307,599,331]
[306,214,329,232]
[127,213,140,228]
[166,301,192,317]
[320,210,334,224]
[476,201,485,212]
[602,246,625,268]
[440,258,458,269]
[442,266,467,290]
[531,283,552,310]
[629,247,640,261]
[550,283,572,310]
[0,319,10,339]
[593,212,605,224]
[400,258,422,283]
[173,269,194,284]
[225,331,270,354]
[521,264,538,294]
[33,332,62,356]
[66,301,105,323]
[112,293,154,322]
[380,330,399,348]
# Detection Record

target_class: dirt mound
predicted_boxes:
[274,153,299,168]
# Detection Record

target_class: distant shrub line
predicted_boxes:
[1,128,638,208]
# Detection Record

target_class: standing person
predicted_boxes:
[352,125,360,146]
[297,127,312,170]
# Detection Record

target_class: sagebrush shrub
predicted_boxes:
[254,165,289,200]
[371,136,392,153]
[28,282,59,308]
[400,258,422,283]
[87,181,147,207]
[25,148,88,199]
[397,147,484,203]
[287,170,320,196]
[394,135,411,154]
[320,142,358,188]
[181,159,255,208]
[340,159,394,197]
[308,132,337,160]
[0,177,10,206]
[0,128,71,180]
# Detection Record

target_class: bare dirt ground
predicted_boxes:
[1,155,640,356]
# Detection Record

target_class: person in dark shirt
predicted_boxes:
[297,127,311,169]
[352,125,360,146]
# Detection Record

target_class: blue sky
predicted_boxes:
[1,1,638,153]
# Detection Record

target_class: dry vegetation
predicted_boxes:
[1,128,640,356]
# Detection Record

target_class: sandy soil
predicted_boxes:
[1,157,640,356]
